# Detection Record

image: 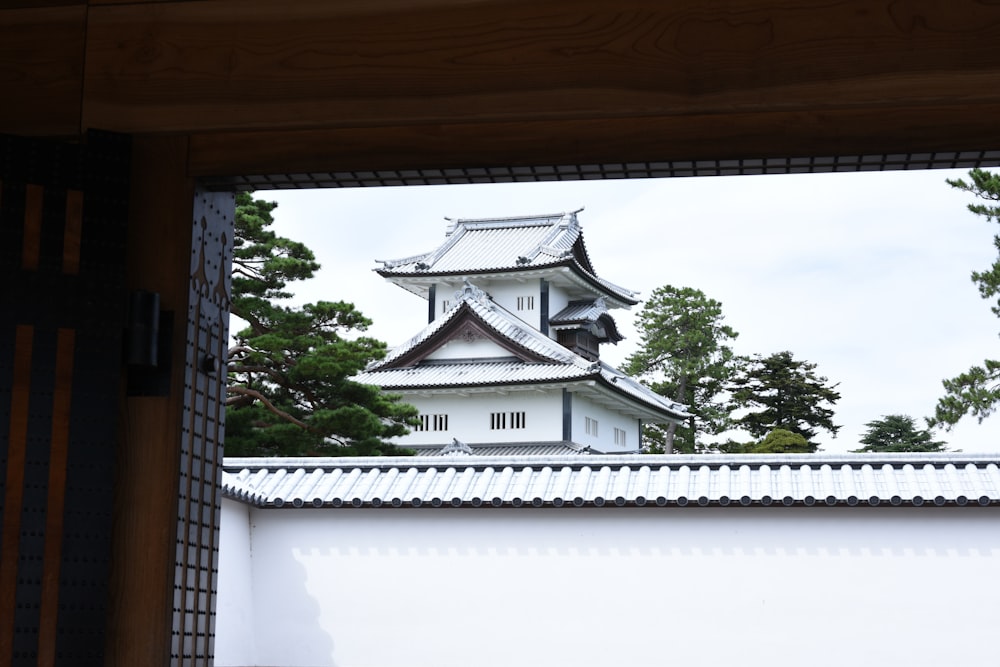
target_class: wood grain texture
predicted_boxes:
[82,0,1000,134]
[62,190,83,275]
[188,102,1000,179]
[5,0,1000,169]
[0,5,86,136]
[21,184,43,270]
[36,328,75,667]
[106,135,194,667]
[0,326,34,664]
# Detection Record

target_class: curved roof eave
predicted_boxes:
[377,259,639,306]
[363,372,688,424]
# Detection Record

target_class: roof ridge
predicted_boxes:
[223,452,1000,470]
[375,251,431,271]
[221,454,1000,508]
[450,211,574,226]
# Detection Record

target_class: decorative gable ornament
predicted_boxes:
[455,281,491,309]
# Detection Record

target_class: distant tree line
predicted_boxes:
[624,285,847,453]
[628,169,1000,454]
[229,167,1000,457]
[626,284,947,454]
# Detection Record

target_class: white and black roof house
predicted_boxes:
[375,211,639,309]
[358,212,689,455]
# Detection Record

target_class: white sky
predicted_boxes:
[259,168,1000,454]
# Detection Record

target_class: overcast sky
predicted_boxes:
[257,168,1000,454]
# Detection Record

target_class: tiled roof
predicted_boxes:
[550,299,610,324]
[356,360,593,388]
[594,360,685,414]
[549,298,623,343]
[408,441,590,457]
[367,283,584,370]
[355,284,687,420]
[375,212,638,305]
[222,453,1000,509]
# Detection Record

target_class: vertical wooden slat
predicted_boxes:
[0,325,34,665]
[36,328,75,667]
[1,131,129,667]
[22,184,43,271]
[107,135,193,667]
[62,190,83,275]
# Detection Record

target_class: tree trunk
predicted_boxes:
[666,375,688,454]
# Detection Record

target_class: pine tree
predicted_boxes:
[931,169,1000,429]
[225,192,417,457]
[853,415,947,453]
[729,351,841,450]
[624,285,739,453]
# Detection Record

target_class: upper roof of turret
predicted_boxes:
[375,211,639,307]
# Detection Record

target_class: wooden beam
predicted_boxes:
[0,5,86,137]
[106,135,194,667]
[6,0,1000,169]
[82,0,1000,135]
[187,102,1000,181]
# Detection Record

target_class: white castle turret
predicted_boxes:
[356,211,688,455]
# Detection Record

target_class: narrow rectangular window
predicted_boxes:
[516,295,535,311]
[441,299,451,313]
[416,414,448,431]
[614,427,627,446]
[585,416,598,437]
[491,411,526,429]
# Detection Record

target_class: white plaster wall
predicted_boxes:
[546,282,571,325]
[424,336,512,360]
[483,280,544,331]
[432,279,463,320]
[215,506,1000,667]
[395,391,564,445]
[214,499,256,665]
[570,392,640,452]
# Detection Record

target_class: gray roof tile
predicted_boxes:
[376,212,638,304]
[222,453,1000,509]
[408,441,590,457]
[355,283,687,419]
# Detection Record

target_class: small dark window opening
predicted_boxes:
[557,329,599,361]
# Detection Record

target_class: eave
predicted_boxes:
[221,454,1000,510]
[377,259,639,307]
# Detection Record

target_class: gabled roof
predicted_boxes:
[375,211,639,306]
[354,283,688,421]
[365,282,584,370]
[222,453,1000,509]
[549,297,624,343]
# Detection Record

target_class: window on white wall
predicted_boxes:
[441,299,450,313]
[415,414,449,431]
[516,295,535,311]
[585,416,598,437]
[614,427,627,446]
[491,411,526,429]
